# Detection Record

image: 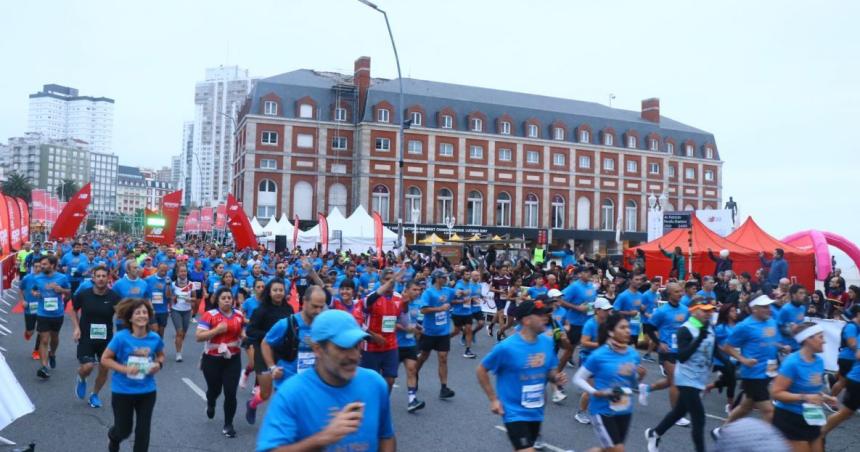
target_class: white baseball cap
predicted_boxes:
[594,297,613,311]
[749,295,775,307]
[547,289,563,299]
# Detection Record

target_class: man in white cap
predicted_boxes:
[707,248,733,276]
[255,309,395,452]
[714,295,790,438]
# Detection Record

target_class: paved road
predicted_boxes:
[2,314,859,451]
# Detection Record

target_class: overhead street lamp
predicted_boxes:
[357,0,406,251]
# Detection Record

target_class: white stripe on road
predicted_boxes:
[494,425,568,452]
[705,413,726,421]
[182,377,207,401]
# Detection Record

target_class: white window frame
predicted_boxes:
[578,155,591,169]
[437,189,453,223]
[704,170,714,181]
[553,127,565,141]
[498,148,512,161]
[470,118,483,132]
[441,114,453,129]
[553,153,565,167]
[260,159,277,170]
[466,191,483,225]
[527,124,539,138]
[524,194,539,228]
[407,140,423,154]
[371,186,390,221]
[526,150,540,164]
[406,187,421,222]
[377,108,390,123]
[580,130,590,143]
[705,148,714,159]
[551,196,565,229]
[335,107,347,122]
[331,136,348,150]
[299,104,313,119]
[668,165,676,178]
[627,136,637,149]
[410,111,422,126]
[469,145,483,159]
[624,201,637,232]
[649,163,660,175]
[438,142,454,157]
[626,160,638,173]
[261,131,279,145]
[604,133,614,146]
[603,158,615,171]
[264,101,278,116]
[685,168,695,180]
[296,133,313,148]
[600,200,614,231]
[666,142,674,154]
[496,193,511,227]
[649,139,659,151]
[375,137,391,152]
[500,121,511,135]
[685,144,694,157]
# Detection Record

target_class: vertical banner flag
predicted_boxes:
[49,183,92,241]
[4,196,21,250]
[143,208,164,243]
[318,212,329,254]
[372,211,383,260]
[185,210,200,234]
[215,204,227,230]
[15,198,29,243]
[226,194,256,250]
[32,189,47,223]
[200,207,214,233]
[292,215,300,250]
[48,195,59,223]
[160,190,182,244]
[0,196,9,255]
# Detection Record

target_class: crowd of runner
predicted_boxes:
[12,233,860,452]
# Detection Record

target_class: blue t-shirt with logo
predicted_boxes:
[264,315,313,387]
[579,317,600,362]
[21,273,40,315]
[417,286,454,337]
[728,316,780,379]
[563,280,596,326]
[145,274,171,314]
[34,272,71,318]
[839,322,859,361]
[481,333,558,423]
[774,352,825,415]
[584,344,641,416]
[648,302,689,353]
[778,302,807,351]
[452,280,474,317]
[396,300,421,348]
[112,276,150,300]
[613,289,643,337]
[107,330,164,394]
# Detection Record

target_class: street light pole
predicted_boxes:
[357,0,405,252]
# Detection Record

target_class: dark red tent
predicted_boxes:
[727,217,816,289]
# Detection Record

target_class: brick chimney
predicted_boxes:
[354,56,371,117]
[641,97,660,123]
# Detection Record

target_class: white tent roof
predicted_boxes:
[344,205,398,238]
[260,216,278,235]
[249,217,264,235]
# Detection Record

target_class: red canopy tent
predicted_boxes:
[625,216,760,280]
[727,217,816,289]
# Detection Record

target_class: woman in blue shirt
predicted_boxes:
[101,298,165,452]
[708,303,739,414]
[770,322,836,451]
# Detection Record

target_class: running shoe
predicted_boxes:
[245,400,257,425]
[675,417,690,427]
[176,352,183,363]
[551,387,567,403]
[75,375,87,400]
[487,324,494,337]
[48,354,56,369]
[439,387,455,399]
[534,437,547,450]
[31,350,40,360]
[222,424,236,438]
[407,399,426,413]
[37,366,50,379]
[642,353,656,363]
[724,403,731,415]
[574,411,591,424]
[88,393,103,408]
[238,369,250,389]
[24,330,33,341]
[645,428,660,452]
[710,427,721,441]
[206,404,216,419]
[638,383,650,406]
[463,349,477,359]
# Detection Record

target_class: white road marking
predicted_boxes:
[705,413,726,421]
[182,377,207,401]
[494,425,568,452]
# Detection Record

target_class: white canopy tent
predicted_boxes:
[260,215,278,238]
[290,206,398,252]
[249,217,264,236]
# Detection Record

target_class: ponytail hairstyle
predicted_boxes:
[598,313,626,345]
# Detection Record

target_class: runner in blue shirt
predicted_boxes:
[525,274,548,300]
[822,310,860,438]
[32,254,72,379]
[255,309,394,452]
[477,300,567,452]
[642,282,689,419]
[395,280,426,413]
[415,271,456,399]
[777,285,808,351]
[613,274,645,344]
[60,242,89,293]
[833,305,860,399]
[112,260,150,300]
[260,287,326,389]
[145,263,172,337]
[19,261,43,360]
[695,276,717,302]
[679,280,699,306]
[574,297,614,425]
[451,271,480,359]
[560,267,597,362]
[770,322,836,450]
[640,279,661,362]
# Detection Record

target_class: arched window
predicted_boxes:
[466,191,483,226]
[576,197,591,230]
[496,192,511,227]
[684,204,696,211]
[600,199,614,230]
[406,187,421,223]
[328,183,347,216]
[524,193,539,228]
[257,179,277,218]
[624,200,637,232]
[293,181,313,220]
[552,195,565,229]
[437,188,453,223]
[371,185,390,221]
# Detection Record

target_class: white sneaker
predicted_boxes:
[675,417,691,427]
[574,411,591,424]
[552,387,568,404]
[645,428,660,452]
[724,403,731,414]
[638,383,650,406]
[175,352,183,362]
[238,369,249,389]
[533,438,547,450]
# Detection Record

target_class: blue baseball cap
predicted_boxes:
[310,310,369,348]
[225,252,234,258]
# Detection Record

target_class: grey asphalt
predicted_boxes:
[1,315,859,451]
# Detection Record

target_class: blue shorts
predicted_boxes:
[360,349,399,378]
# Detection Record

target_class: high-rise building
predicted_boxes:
[171,155,181,189]
[4,133,89,192]
[28,84,114,154]
[189,66,256,207]
[155,166,172,183]
[179,122,194,206]
[89,151,118,215]
[116,165,147,216]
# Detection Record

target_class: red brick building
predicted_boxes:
[233,57,722,251]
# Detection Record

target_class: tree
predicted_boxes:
[55,179,80,202]
[1,172,34,202]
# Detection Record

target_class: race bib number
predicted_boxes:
[28,302,39,314]
[586,303,594,316]
[126,356,151,380]
[152,292,164,304]
[44,297,59,312]
[766,359,778,378]
[297,351,315,374]
[802,403,826,426]
[521,383,545,409]
[670,333,678,350]
[381,316,397,333]
[298,278,307,286]
[610,387,632,412]
[630,312,641,326]
[212,282,220,291]
[434,311,447,326]
[192,282,201,291]
[89,323,107,340]
[240,279,246,288]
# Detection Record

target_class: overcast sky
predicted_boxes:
[1,0,857,274]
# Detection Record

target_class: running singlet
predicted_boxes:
[107,330,164,394]
[773,352,825,415]
[198,309,245,357]
[584,344,641,416]
[727,316,780,379]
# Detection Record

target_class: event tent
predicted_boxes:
[249,217,264,236]
[727,217,816,288]
[260,215,278,237]
[625,216,761,279]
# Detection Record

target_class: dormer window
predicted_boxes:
[335,107,347,122]
[553,127,565,141]
[649,139,659,151]
[299,104,313,119]
[264,101,278,116]
[580,130,590,143]
[666,142,674,154]
[604,133,614,146]
[500,121,511,135]
[470,118,483,132]
[705,147,714,159]
[527,124,538,138]
[377,108,390,123]
[441,115,453,129]
[685,144,694,157]
[627,136,637,149]
[410,112,422,126]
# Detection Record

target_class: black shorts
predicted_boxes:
[842,379,860,411]
[505,421,541,450]
[452,315,473,328]
[418,335,450,353]
[77,339,108,364]
[36,316,63,333]
[658,352,678,365]
[741,378,772,402]
[567,325,584,348]
[149,312,169,328]
[252,344,269,374]
[772,407,821,442]
[505,301,517,316]
[398,346,418,362]
[838,358,854,377]
[24,313,38,331]
[472,311,484,321]
[591,413,632,448]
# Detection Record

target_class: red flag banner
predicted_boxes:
[215,204,227,229]
[185,210,200,234]
[4,195,20,250]
[145,190,182,245]
[143,208,163,243]
[318,212,329,254]
[49,183,92,241]
[372,211,383,260]
[293,215,300,250]
[226,194,256,250]
[50,197,60,223]
[200,207,214,232]
[32,189,47,223]
[15,198,29,243]
[0,196,9,255]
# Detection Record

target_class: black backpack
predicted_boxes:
[271,315,300,363]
